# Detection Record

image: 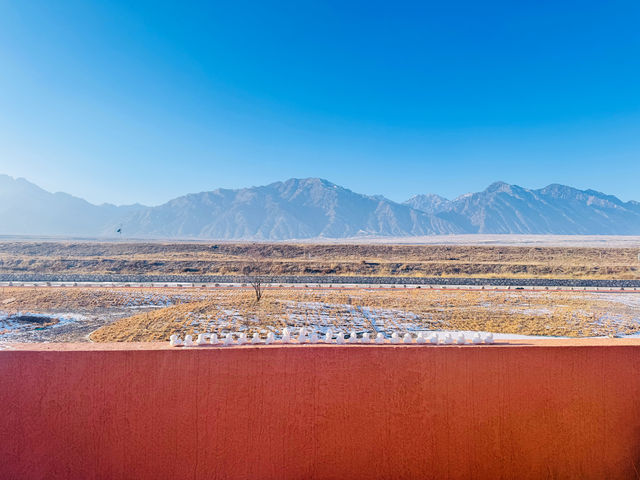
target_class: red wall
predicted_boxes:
[1,343,640,479]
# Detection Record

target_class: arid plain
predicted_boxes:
[0,239,638,343]
[0,239,639,278]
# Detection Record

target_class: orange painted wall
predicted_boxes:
[1,344,640,479]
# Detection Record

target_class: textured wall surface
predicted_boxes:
[1,343,640,479]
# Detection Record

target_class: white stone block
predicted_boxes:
[324,328,333,343]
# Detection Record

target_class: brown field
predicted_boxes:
[1,285,637,342]
[89,287,640,341]
[0,240,639,279]
[1,240,639,343]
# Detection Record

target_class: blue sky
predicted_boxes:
[0,1,639,206]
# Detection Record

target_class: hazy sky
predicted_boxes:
[1,1,639,206]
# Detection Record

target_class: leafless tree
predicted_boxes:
[246,251,269,303]
[250,276,264,302]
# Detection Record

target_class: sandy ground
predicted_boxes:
[294,234,640,247]
[3,234,640,247]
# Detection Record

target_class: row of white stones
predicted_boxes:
[170,328,494,347]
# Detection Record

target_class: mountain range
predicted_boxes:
[1,174,638,239]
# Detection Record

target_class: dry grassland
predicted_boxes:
[85,287,640,342]
[0,241,639,279]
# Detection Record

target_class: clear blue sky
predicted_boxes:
[0,1,639,205]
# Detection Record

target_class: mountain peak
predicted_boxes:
[0,175,638,238]
[403,193,451,215]
[281,177,336,188]
[407,181,640,235]
[484,181,512,193]
[539,183,579,196]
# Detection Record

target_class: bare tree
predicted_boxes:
[246,251,269,303]
[250,276,264,302]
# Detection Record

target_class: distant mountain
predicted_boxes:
[404,194,451,215]
[407,181,640,235]
[114,178,461,239]
[0,174,638,238]
[0,175,143,236]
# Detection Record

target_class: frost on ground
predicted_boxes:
[0,312,90,342]
[0,286,638,343]
[87,287,640,342]
[0,287,207,342]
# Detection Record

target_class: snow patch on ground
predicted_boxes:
[0,311,88,341]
